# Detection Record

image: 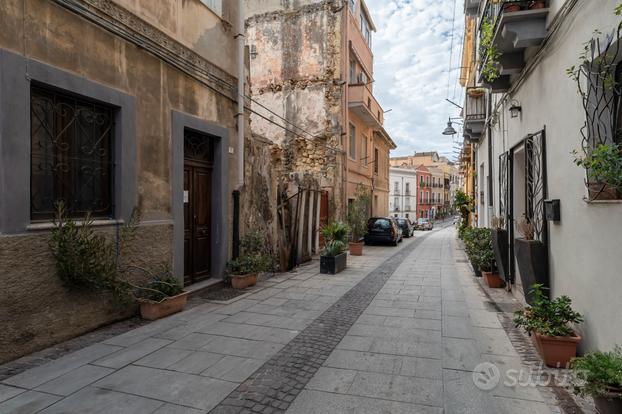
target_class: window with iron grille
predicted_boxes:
[30,85,114,220]
[349,123,356,160]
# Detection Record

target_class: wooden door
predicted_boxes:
[183,130,214,286]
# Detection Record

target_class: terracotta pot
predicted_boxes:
[504,4,522,12]
[482,271,505,288]
[588,183,620,201]
[529,1,546,9]
[231,273,258,289]
[468,90,485,98]
[534,332,581,368]
[349,242,364,256]
[594,391,622,414]
[139,291,189,321]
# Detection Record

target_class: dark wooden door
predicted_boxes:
[183,130,214,286]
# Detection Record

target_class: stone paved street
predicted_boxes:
[0,226,561,413]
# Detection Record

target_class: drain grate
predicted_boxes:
[198,287,249,302]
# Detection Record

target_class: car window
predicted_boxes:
[370,219,390,229]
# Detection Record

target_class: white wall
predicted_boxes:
[483,0,622,352]
[389,168,418,221]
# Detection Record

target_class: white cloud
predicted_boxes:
[366,0,465,160]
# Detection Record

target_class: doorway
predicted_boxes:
[183,129,214,286]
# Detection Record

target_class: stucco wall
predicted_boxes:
[485,0,622,352]
[0,0,240,362]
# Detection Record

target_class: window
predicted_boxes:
[349,123,356,159]
[614,62,622,144]
[349,0,356,14]
[31,86,114,220]
[405,183,410,194]
[200,0,222,16]
[349,59,357,84]
[360,12,372,47]
[374,148,379,174]
[362,135,368,165]
[394,181,399,192]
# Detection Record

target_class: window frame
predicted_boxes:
[30,85,116,221]
[200,0,223,17]
[349,123,357,160]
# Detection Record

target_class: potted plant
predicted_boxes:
[514,216,549,305]
[573,143,622,200]
[348,184,370,256]
[504,2,523,12]
[471,228,504,288]
[514,284,583,367]
[320,221,349,274]
[491,216,509,283]
[462,227,481,277]
[135,274,188,321]
[529,0,546,9]
[572,346,622,414]
[227,232,272,289]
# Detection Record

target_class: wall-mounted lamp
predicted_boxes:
[509,100,522,118]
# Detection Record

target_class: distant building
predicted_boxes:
[389,168,418,221]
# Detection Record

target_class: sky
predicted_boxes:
[366,0,465,160]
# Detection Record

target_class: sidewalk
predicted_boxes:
[0,227,565,413]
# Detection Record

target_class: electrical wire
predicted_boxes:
[446,0,458,100]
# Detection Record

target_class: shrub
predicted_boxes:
[463,228,495,271]
[227,232,273,275]
[348,185,370,242]
[572,346,622,398]
[135,273,183,302]
[514,284,583,337]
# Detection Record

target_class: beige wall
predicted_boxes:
[0,0,240,362]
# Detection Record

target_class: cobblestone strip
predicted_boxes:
[210,238,426,414]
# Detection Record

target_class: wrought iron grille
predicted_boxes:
[30,86,114,220]
[499,151,510,229]
[524,130,547,243]
[184,129,214,164]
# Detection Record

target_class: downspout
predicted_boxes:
[233,0,244,259]
[236,0,245,190]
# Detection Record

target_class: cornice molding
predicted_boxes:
[52,0,237,101]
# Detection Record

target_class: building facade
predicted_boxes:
[245,0,395,248]
[460,0,622,352]
[0,0,244,363]
[389,167,418,220]
[416,166,433,219]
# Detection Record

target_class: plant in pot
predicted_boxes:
[227,232,272,289]
[491,216,510,283]
[514,216,549,305]
[573,143,622,201]
[134,273,188,320]
[471,228,504,288]
[529,0,546,9]
[514,284,583,367]
[503,1,523,12]
[348,184,370,256]
[572,346,622,414]
[320,221,350,275]
[462,227,481,277]
[468,88,486,98]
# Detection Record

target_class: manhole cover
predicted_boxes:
[198,287,249,302]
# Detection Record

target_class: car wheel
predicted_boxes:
[392,240,398,246]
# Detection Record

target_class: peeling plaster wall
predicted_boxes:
[245,0,346,233]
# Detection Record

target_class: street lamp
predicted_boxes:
[442,117,463,136]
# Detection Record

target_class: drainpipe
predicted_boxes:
[236,0,245,190]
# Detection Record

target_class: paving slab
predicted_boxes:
[37,387,162,414]
[0,390,61,414]
[35,364,114,396]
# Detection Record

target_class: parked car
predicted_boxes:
[416,218,433,231]
[396,218,414,238]
[364,217,402,246]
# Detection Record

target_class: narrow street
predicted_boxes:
[0,226,559,414]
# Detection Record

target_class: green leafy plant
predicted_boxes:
[514,284,584,337]
[348,184,370,242]
[134,273,184,303]
[321,221,350,257]
[49,202,141,302]
[573,143,622,191]
[227,231,273,276]
[464,227,495,271]
[480,17,501,82]
[572,346,622,398]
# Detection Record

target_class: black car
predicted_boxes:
[364,217,402,246]
[396,218,414,238]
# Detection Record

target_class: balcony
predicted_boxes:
[478,0,549,92]
[464,0,479,16]
[349,84,384,128]
[463,87,486,142]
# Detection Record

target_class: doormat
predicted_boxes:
[197,287,250,302]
